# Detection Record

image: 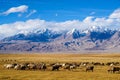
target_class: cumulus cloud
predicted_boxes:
[0,8,120,39]
[109,8,120,19]
[0,19,45,39]
[2,5,28,15]
[26,10,37,18]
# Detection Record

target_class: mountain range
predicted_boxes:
[0,27,120,53]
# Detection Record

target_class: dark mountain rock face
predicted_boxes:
[0,28,120,53]
[90,30,115,42]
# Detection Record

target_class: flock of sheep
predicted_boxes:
[3,62,120,73]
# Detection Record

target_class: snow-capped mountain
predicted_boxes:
[2,29,62,42]
[0,27,120,53]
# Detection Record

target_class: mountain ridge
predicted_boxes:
[0,27,120,53]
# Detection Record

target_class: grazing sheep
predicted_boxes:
[4,64,15,69]
[14,64,21,70]
[41,63,47,71]
[36,63,47,71]
[86,66,94,72]
[108,67,120,73]
[52,64,62,71]
[27,63,36,70]
[63,63,77,71]
[19,63,28,70]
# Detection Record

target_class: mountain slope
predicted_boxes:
[0,28,120,53]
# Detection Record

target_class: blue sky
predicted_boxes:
[0,0,120,39]
[0,0,120,24]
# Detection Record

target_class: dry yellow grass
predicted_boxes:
[0,53,120,80]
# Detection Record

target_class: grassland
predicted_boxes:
[0,53,120,80]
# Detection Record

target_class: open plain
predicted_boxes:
[0,53,120,80]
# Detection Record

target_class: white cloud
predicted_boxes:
[0,8,120,39]
[0,19,45,39]
[90,12,95,15]
[2,5,28,15]
[26,10,37,18]
[109,8,120,19]
[83,16,94,23]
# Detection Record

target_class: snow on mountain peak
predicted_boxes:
[67,28,78,34]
